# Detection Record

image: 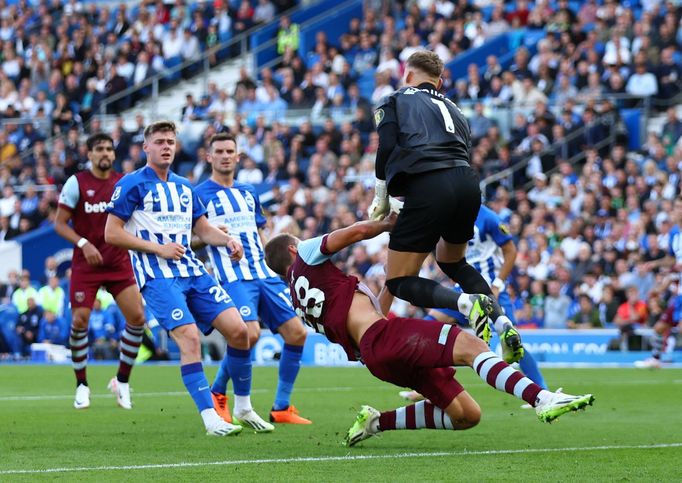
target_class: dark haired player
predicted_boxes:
[264,217,594,447]
[56,133,146,410]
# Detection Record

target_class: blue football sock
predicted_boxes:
[422,314,437,321]
[211,353,230,395]
[227,346,252,396]
[518,349,547,389]
[180,362,213,412]
[273,343,303,410]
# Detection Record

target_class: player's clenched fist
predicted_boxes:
[226,237,243,261]
[368,179,389,220]
[157,242,186,260]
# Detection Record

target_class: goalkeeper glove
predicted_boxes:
[368,179,389,220]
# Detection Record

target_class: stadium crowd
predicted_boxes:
[2,0,682,358]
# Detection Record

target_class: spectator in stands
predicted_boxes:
[657,47,682,101]
[277,15,299,55]
[469,102,495,141]
[569,294,602,329]
[613,284,648,344]
[254,0,276,24]
[37,310,67,345]
[89,298,118,360]
[11,273,38,314]
[543,278,572,329]
[15,296,43,357]
[626,62,659,98]
[38,275,64,317]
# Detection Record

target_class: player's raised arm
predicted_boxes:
[192,215,244,261]
[324,212,397,254]
[104,213,185,260]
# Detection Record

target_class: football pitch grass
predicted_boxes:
[1,365,681,482]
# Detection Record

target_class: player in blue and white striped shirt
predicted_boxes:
[105,121,270,435]
[194,133,310,425]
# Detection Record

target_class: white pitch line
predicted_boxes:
[1,443,680,475]
[3,376,679,402]
[0,385,384,402]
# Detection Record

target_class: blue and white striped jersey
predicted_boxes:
[466,205,513,284]
[194,179,277,282]
[668,224,682,294]
[106,166,209,288]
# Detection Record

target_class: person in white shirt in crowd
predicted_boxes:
[626,62,658,98]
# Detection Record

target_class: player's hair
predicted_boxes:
[208,133,237,149]
[143,120,177,140]
[406,50,444,79]
[86,132,114,151]
[264,233,298,276]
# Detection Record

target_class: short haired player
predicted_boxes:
[194,133,310,428]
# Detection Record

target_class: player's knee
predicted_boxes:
[247,324,261,347]
[458,406,481,429]
[455,331,490,366]
[385,277,410,296]
[282,318,307,346]
[71,313,89,331]
[129,310,146,328]
[227,321,249,348]
[173,326,201,356]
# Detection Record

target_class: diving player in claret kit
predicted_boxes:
[264,215,595,447]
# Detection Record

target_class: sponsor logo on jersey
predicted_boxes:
[75,291,85,303]
[239,305,252,317]
[84,201,109,213]
[111,186,121,201]
[499,223,510,235]
[86,189,95,197]
[171,308,184,320]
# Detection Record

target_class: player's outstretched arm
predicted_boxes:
[325,212,397,254]
[55,206,104,266]
[192,216,243,261]
[105,213,184,260]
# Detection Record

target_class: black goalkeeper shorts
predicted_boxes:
[389,166,482,253]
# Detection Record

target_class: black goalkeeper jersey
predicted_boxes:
[374,83,471,196]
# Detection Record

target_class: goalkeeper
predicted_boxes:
[368,50,523,358]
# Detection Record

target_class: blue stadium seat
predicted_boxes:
[163,55,183,83]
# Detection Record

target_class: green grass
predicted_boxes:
[1,365,681,481]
